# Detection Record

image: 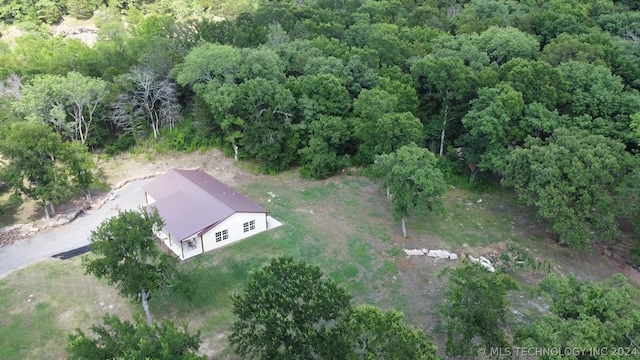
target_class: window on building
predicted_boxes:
[244,220,256,232]
[216,230,228,242]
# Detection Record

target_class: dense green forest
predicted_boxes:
[3,1,640,358]
[1,1,640,248]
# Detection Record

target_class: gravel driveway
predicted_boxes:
[0,179,152,278]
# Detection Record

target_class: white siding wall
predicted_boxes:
[146,193,155,205]
[202,212,267,252]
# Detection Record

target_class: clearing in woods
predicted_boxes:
[0,148,636,359]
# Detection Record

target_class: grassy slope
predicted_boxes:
[0,170,628,359]
[0,259,133,360]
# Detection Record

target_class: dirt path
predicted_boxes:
[0,178,151,278]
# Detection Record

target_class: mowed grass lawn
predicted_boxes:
[0,170,586,359]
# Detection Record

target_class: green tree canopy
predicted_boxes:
[357,112,423,164]
[0,121,94,219]
[439,261,518,357]
[299,115,353,179]
[230,256,352,359]
[410,55,475,156]
[516,274,640,359]
[67,314,206,360]
[340,305,437,360]
[475,26,540,65]
[84,207,180,325]
[172,43,242,88]
[503,129,630,249]
[557,61,625,119]
[500,58,564,110]
[373,144,446,237]
[13,72,109,145]
[461,83,525,173]
[230,256,438,359]
[66,0,99,20]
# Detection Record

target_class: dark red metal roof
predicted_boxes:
[143,169,267,241]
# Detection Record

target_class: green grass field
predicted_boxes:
[0,171,627,359]
[0,259,133,359]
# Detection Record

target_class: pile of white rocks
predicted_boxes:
[468,255,496,272]
[403,248,496,272]
[403,248,458,260]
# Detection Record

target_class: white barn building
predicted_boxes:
[144,169,270,260]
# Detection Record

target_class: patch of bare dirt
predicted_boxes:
[98,148,253,188]
[594,240,640,284]
[51,16,98,46]
[0,26,25,47]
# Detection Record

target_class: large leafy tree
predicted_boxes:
[352,88,421,166]
[230,256,352,359]
[62,141,97,201]
[230,256,437,359]
[357,112,423,164]
[439,261,518,358]
[174,44,294,170]
[67,314,206,360]
[557,61,625,120]
[531,0,593,44]
[199,77,297,171]
[516,274,640,359]
[171,43,241,88]
[475,26,540,65]
[500,58,565,110]
[430,33,490,71]
[353,88,398,126]
[9,36,94,76]
[373,144,446,238]
[13,72,109,145]
[461,83,526,173]
[84,208,179,325]
[65,0,99,20]
[0,121,94,219]
[410,56,475,156]
[288,73,351,124]
[503,129,630,249]
[340,305,437,360]
[299,115,353,179]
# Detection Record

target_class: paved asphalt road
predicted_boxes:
[0,179,152,278]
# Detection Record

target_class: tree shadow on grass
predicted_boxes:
[0,193,21,227]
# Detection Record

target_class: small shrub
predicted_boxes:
[105,133,136,155]
[155,118,215,153]
[499,242,553,274]
[437,151,498,193]
[37,0,64,24]
[66,0,99,20]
